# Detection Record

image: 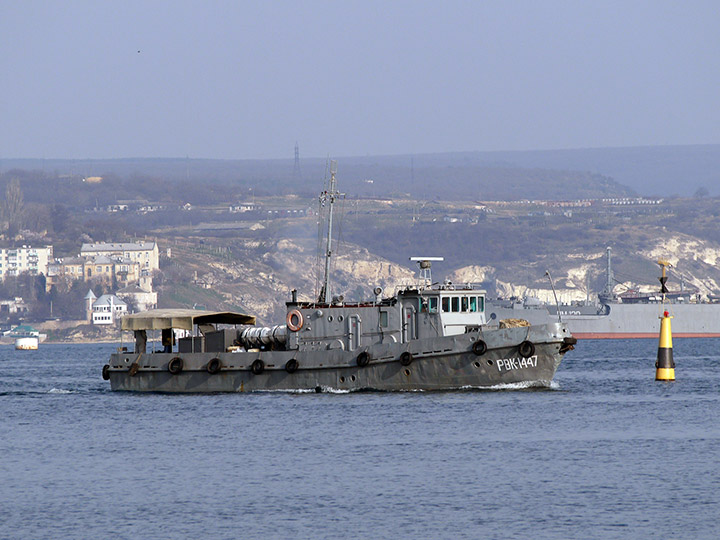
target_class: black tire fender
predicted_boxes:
[207,357,222,374]
[102,364,110,380]
[399,351,413,366]
[356,351,370,367]
[518,340,535,358]
[251,359,265,375]
[285,358,299,373]
[168,357,183,374]
[472,340,487,356]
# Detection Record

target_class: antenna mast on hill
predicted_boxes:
[293,142,302,181]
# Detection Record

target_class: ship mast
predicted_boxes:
[319,160,339,303]
[599,246,616,303]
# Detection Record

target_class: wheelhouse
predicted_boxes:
[436,287,486,335]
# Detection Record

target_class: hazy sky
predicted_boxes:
[2,1,718,160]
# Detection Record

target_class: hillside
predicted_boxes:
[146,194,720,323]
[6,142,720,198]
[1,156,635,202]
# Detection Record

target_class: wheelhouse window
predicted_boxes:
[380,311,389,327]
[461,297,469,312]
[451,297,459,312]
[428,297,438,313]
[442,297,450,312]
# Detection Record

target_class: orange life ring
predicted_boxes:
[286,309,304,332]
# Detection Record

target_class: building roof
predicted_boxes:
[81,242,157,252]
[7,324,39,336]
[93,294,127,308]
[116,284,150,294]
[90,255,115,265]
[84,289,97,300]
[61,256,87,265]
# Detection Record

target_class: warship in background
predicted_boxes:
[486,248,720,339]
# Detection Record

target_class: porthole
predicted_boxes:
[403,369,411,376]
[473,361,481,368]
[338,315,344,322]
[328,315,333,322]
[487,359,494,366]
[350,375,356,382]
[339,376,346,383]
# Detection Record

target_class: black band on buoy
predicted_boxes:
[656,347,675,369]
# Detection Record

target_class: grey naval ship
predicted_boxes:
[486,248,720,339]
[102,164,576,393]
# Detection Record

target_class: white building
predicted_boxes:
[92,294,128,325]
[81,241,159,273]
[0,245,53,280]
[116,284,157,312]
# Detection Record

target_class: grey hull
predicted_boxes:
[487,301,720,338]
[108,323,572,393]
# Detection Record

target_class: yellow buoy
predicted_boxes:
[656,310,675,381]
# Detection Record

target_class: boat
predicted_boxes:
[4,325,44,349]
[102,163,576,392]
[15,336,39,350]
[486,248,720,339]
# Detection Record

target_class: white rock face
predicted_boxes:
[642,234,720,267]
[446,265,496,284]
[495,280,587,304]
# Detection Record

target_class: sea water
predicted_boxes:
[1,340,719,539]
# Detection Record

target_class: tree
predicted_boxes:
[51,204,71,233]
[2,178,25,236]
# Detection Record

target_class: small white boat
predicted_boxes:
[15,336,39,350]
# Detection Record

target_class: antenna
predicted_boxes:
[599,246,616,303]
[410,256,443,286]
[293,142,302,181]
[319,160,339,303]
[545,270,562,323]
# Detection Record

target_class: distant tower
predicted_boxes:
[293,142,302,181]
[84,289,96,323]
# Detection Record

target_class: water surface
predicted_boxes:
[1,340,719,539]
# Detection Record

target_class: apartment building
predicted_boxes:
[81,241,159,273]
[0,246,53,279]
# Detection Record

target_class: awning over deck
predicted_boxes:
[121,309,256,331]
